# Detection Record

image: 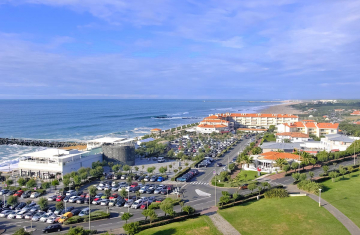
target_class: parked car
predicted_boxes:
[131,199,143,209]
[129,185,140,192]
[6,190,16,196]
[14,202,26,211]
[16,210,28,219]
[68,196,80,203]
[115,198,126,207]
[100,199,110,206]
[79,207,89,216]
[150,176,158,182]
[48,195,57,201]
[0,189,9,195]
[56,195,65,202]
[139,185,149,193]
[63,195,71,203]
[13,190,24,197]
[32,211,46,221]
[157,176,164,182]
[65,190,76,196]
[7,211,17,219]
[58,212,73,224]
[76,197,85,204]
[21,190,32,198]
[40,212,53,222]
[30,192,41,198]
[239,184,248,190]
[42,224,62,233]
[47,207,56,213]
[24,211,37,219]
[123,199,134,208]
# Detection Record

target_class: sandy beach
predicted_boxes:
[260,101,304,114]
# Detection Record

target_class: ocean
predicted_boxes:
[0,99,274,168]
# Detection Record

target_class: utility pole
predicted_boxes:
[89,195,91,230]
[214,168,217,207]
[319,189,322,207]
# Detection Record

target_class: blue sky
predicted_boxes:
[0,0,359,99]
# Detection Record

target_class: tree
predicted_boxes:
[167,149,175,158]
[112,164,120,172]
[322,165,329,175]
[283,165,290,174]
[160,203,174,216]
[38,197,48,211]
[18,178,26,187]
[74,175,81,186]
[252,147,262,155]
[120,188,127,198]
[147,209,157,224]
[41,181,51,191]
[70,171,78,178]
[13,228,31,235]
[248,183,257,193]
[275,158,287,169]
[182,205,195,215]
[134,166,139,172]
[348,166,354,177]
[329,171,339,182]
[300,173,307,181]
[121,212,133,224]
[104,189,111,198]
[229,163,236,171]
[142,209,150,221]
[268,125,275,132]
[26,179,37,188]
[159,166,167,174]
[123,165,131,173]
[123,222,140,235]
[309,172,314,180]
[63,178,71,188]
[339,167,347,178]
[147,167,155,174]
[7,195,18,206]
[5,179,13,187]
[291,162,299,172]
[292,172,301,182]
[88,186,97,197]
[219,195,231,206]
[55,201,64,210]
[80,172,88,181]
[66,226,93,235]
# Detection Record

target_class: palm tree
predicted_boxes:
[274,158,287,169]
[243,155,253,168]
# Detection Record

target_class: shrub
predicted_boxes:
[297,180,323,195]
[64,215,84,225]
[171,167,191,181]
[83,211,110,222]
[264,188,289,198]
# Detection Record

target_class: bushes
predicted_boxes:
[83,211,110,222]
[264,188,289,198]
[171,167,191,181]
[297,180,323,195]
[64,216,84,225]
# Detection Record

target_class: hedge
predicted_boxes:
[83,211,110,222]
[64,216,84,225]
[171,167,191,181]
[264,188,288,198]
[191,159,204,168]
[297,180,322,195]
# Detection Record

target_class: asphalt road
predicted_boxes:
[0,138,254,234]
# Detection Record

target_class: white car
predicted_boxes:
[68,196,79,203]
[30,192,40,198]
[66,190,76,196]
[111,186,119,191]
[46,215,58,224]
[123,199,133,208]
[16,210,28,219]
[111,182,118,187]
[0,210,12,218]
[40,213,53,222]
[97,185,105,191]
[7,211,17,219]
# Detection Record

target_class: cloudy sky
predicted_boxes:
[0,0,359,99]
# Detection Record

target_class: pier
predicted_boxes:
[0,138,85,148]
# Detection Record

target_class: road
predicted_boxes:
[0,137,254,234]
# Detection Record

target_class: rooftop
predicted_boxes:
[261,142,302,150]
[324,134,355,143]
[276,132,309,138]
[21,148,87,160]
[87,137,125,144]
[259,152,300,160]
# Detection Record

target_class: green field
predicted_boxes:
[211,170,263,187]
[219,197,349,235]
[137,216,222,235]
[322,171,360,227]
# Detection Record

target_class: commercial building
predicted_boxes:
[18,148,102,179]
[351,110,360,115]
[276,120,339,137]
[320,134,359,152]
[249,152,301,173]
[150,128,162,135]
[237,128,268,133]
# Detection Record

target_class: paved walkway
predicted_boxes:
[307,194,360,235]
[206,212,241,235]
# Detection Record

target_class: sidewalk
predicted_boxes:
[207,212,241,235]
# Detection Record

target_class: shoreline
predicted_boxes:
[259,101,304,115]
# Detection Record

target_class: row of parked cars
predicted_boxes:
[176,169,199,182]
[104,172,168,182]
[0,189,41,198]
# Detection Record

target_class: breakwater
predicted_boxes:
[0,138,85,148]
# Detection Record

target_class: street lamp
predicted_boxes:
[354,141,356,165]
[319,189,322,207]
[89,194,91,230]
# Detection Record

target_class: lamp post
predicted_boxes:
[354,141,356,165]
[214,168,217,207]
[319,189,322,207]
[89,195,91,230]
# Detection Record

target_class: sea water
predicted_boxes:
[0,99,274,165]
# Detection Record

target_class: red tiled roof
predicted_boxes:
[260,152,300,160]
[151,128,161,131]
[200,119,229,124]
[275,132,309,138]
[230,113,298,118]
[305,122,316,128]
[317,123,339,129]
[197,124,227,128]
[351,111,360,115]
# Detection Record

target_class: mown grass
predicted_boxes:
[137,216,222,235]
[219,197,349,235]
[321,170,360,228]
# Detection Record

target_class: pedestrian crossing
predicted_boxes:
[189,182,209,185]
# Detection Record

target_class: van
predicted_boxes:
[58,212,73,223]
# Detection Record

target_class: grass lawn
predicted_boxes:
[219,197,349,235]
[321,170,360,228]
[137,216,222,235]
[211,170,263,187]
[262,133,276,142]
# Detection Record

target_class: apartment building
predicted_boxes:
[276,120,339,137]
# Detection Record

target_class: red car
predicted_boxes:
[13,190,24,197]
[155,198,163,203]
[80,193,87,198]
[166,185,173,191]
[56,195,65,202]
[140,202,150,210]
[109,194,118,200]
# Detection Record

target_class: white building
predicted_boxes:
[196,124,228,134]
[18,148,102,179]
[87,137,126,149]
[320,134,359,152]
[276,132,311,143]
[276,120,339,137]
[247,152,301,173]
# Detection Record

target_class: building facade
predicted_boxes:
[276,120,339,137]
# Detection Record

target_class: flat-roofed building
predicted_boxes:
[18,148,102,178]
[276,120,339,137]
